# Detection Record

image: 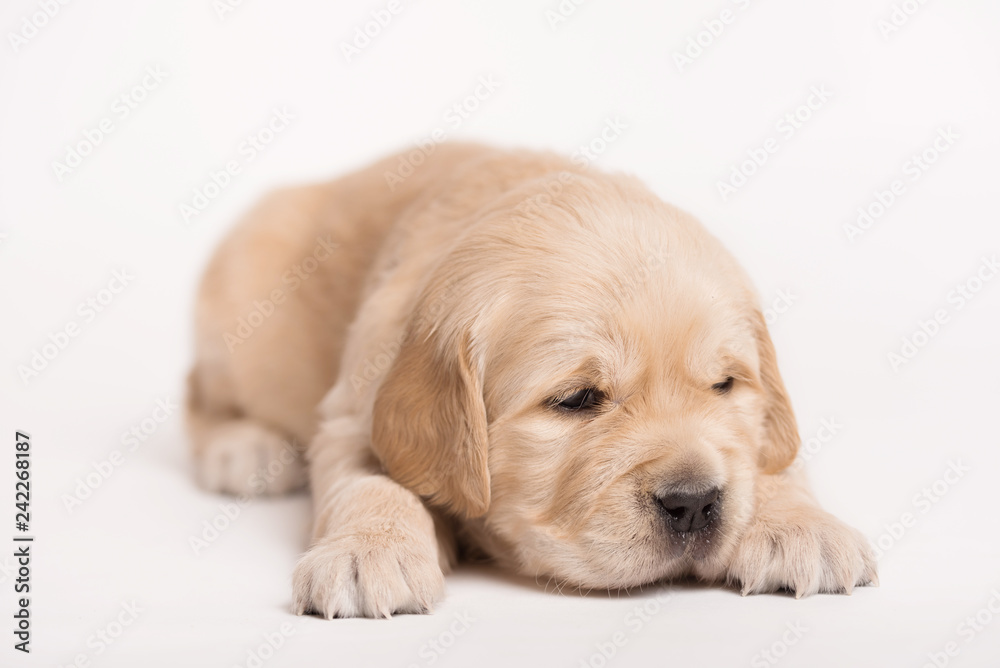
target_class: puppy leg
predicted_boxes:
[292,417,450,618]
[186,370,306,496]
[725,467,878,597]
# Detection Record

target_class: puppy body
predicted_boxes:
[187,144,876,617]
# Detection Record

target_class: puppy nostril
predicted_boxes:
[655,487,721,534]
[662,505,686,521]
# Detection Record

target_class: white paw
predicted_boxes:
[292,524,444,619]
[196,422,306,495]
[726,508,878,598]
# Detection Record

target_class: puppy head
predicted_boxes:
[372,173,798,588]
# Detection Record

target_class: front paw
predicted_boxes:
[726,508,878,598]
[292,524,444,618]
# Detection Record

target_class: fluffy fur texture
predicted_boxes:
[186,143,877,618]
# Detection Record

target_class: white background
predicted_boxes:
[2,0,999,666]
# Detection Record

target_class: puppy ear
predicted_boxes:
[753,311,800,473]
[371,325,490,518]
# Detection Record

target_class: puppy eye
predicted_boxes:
[554,388,604,412]
[711,377,735,394]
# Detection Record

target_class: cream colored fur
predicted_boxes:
[186,143,876,618]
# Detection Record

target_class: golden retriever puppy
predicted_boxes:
[186,143,877,618]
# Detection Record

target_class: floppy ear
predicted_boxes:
[752,310,800,473]
[371,324,491,518]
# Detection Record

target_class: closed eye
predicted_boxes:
[711,377,735,394]
[552,387,605,412]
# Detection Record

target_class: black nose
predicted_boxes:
[656,487,720,533]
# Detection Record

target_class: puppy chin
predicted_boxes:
[586,503,746,589]
[666,524,722,562]
[532,535,719,591]
[471,487,750,591]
